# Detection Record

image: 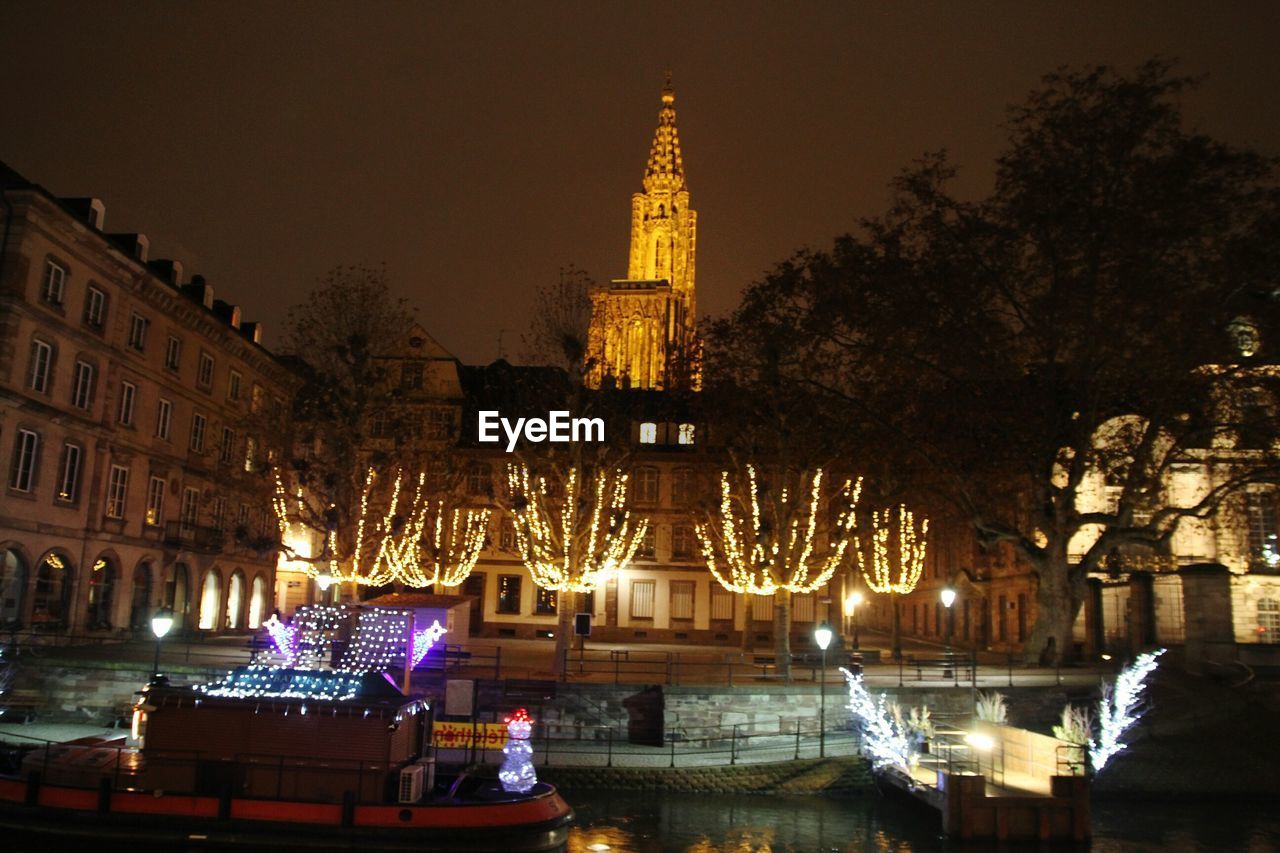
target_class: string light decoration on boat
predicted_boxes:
[505,464,649,592]
[498,708,538,794]
[694,465,862,594]
[858,505,929,595]
[255,605,447,674]
[840,668,918,772]
[1090,648,1165,772]
[198,666,368,701]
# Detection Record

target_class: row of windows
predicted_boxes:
[8,427,261,531]
[37,260,252,401]
[465,462,703,506]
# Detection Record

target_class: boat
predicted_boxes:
[0,666,573,850]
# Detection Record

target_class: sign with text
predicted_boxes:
[431,721,508,751]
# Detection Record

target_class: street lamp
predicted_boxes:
[316,571,334,604]
[814,622,833,758]
[150,607,174,686]
[844,591,863,650]
[940,587,956,651]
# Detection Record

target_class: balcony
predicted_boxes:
[164,522,225,553]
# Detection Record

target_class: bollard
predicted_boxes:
[1007,653,1014,687]
[731,724,739,765]
[606,728,614,768]
[794,721,801,760]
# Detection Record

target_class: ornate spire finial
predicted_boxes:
[645,74,683,190]
[661,69,674,105]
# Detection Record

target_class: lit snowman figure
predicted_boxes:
[498,708,537,794]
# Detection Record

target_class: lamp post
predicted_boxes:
[150,607,174,686]
[844,591,863,650]
[814,622,833,758]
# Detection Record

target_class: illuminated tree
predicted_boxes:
[506,462,649,675]
[858,506,929,661]
[695,463,862,677]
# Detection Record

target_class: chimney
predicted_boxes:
[213,299,242,329]
[148,258,184,287]
[241,321,263,344]
[62,197,106,230]
[182,274,215,309]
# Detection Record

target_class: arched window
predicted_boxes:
[86,556,116,629]
[247,574,267,629]
[225,571,245,630]
[198,570,222,630]
[130,562,152,630]
[1,548,28,626]
[32,553,72,628]
[1259,598,1280,644]
[166,563,191,629]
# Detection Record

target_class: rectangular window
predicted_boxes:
[1247,491,1279,568]
[751,593,775,622]
[636,526,656,560]
[401,362,424,390]
[211,495,227,530]
[165,336,181,370]
[180,487,199,527]
[634,467,660,504]
[41,260,66,305]
[28,339,52,393]
[189,412,206,453]
[468,463,491,496]
[128,313,148,351]
[792,592,815,622]
[630,580,656,619]
[670,581,695,621]
[118,381,137,426]
[219,427,235,464]
[243,436,256,472]
[56,442,81,502]
[145,476,165,525]
[496,575,522,614]
[251,383,264,413]
[499,516,516,550]
[671,525,696,559]
[197,352,214,388]
[710,585,734,621]
[535,588,557,614]
[106,464,129,518]
[71,360,95,410]
[427,407,453,440]
[227,370,242,401]
[237,503,250,528]
[678,423,696,445]
[671,468,694,507]
[84,285,107,329]
[639,422,657,444]
[156,398,172,440]
[9,429,40,492]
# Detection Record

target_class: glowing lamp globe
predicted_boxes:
[940,587,957,608]
[316,572,334,592]
[150,609,175,640]
[814,623,833,651]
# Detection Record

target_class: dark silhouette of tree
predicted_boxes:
[712,60,1280,663]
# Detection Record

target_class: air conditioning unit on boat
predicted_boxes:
[398,758,436,803]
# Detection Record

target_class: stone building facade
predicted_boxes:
[0,161,295,638]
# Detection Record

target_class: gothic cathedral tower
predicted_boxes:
[585,79,701,391]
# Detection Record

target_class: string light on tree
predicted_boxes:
[694,465,862,594]
[857,505,929,660]
[1090,648,1165,772]
[498,708,538,794]
[839,668,918,773]
[505,463,648,593]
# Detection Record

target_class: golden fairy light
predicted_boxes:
[505,463,649,593]
[858,505,929,595]
[695,464,862,595]
[273,466,488,588]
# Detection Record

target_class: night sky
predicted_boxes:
[3,2,1278,363]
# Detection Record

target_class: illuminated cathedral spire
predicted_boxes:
[586,77,701,391]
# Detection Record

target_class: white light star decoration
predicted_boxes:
[254,605,447,678]
[1089,648,1164,773]
[840,668,918,774]
[498,708,538,794]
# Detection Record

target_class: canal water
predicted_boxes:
[562,788,1280,852]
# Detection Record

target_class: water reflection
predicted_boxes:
[565,790,1280,853]
[564,788,937,852]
